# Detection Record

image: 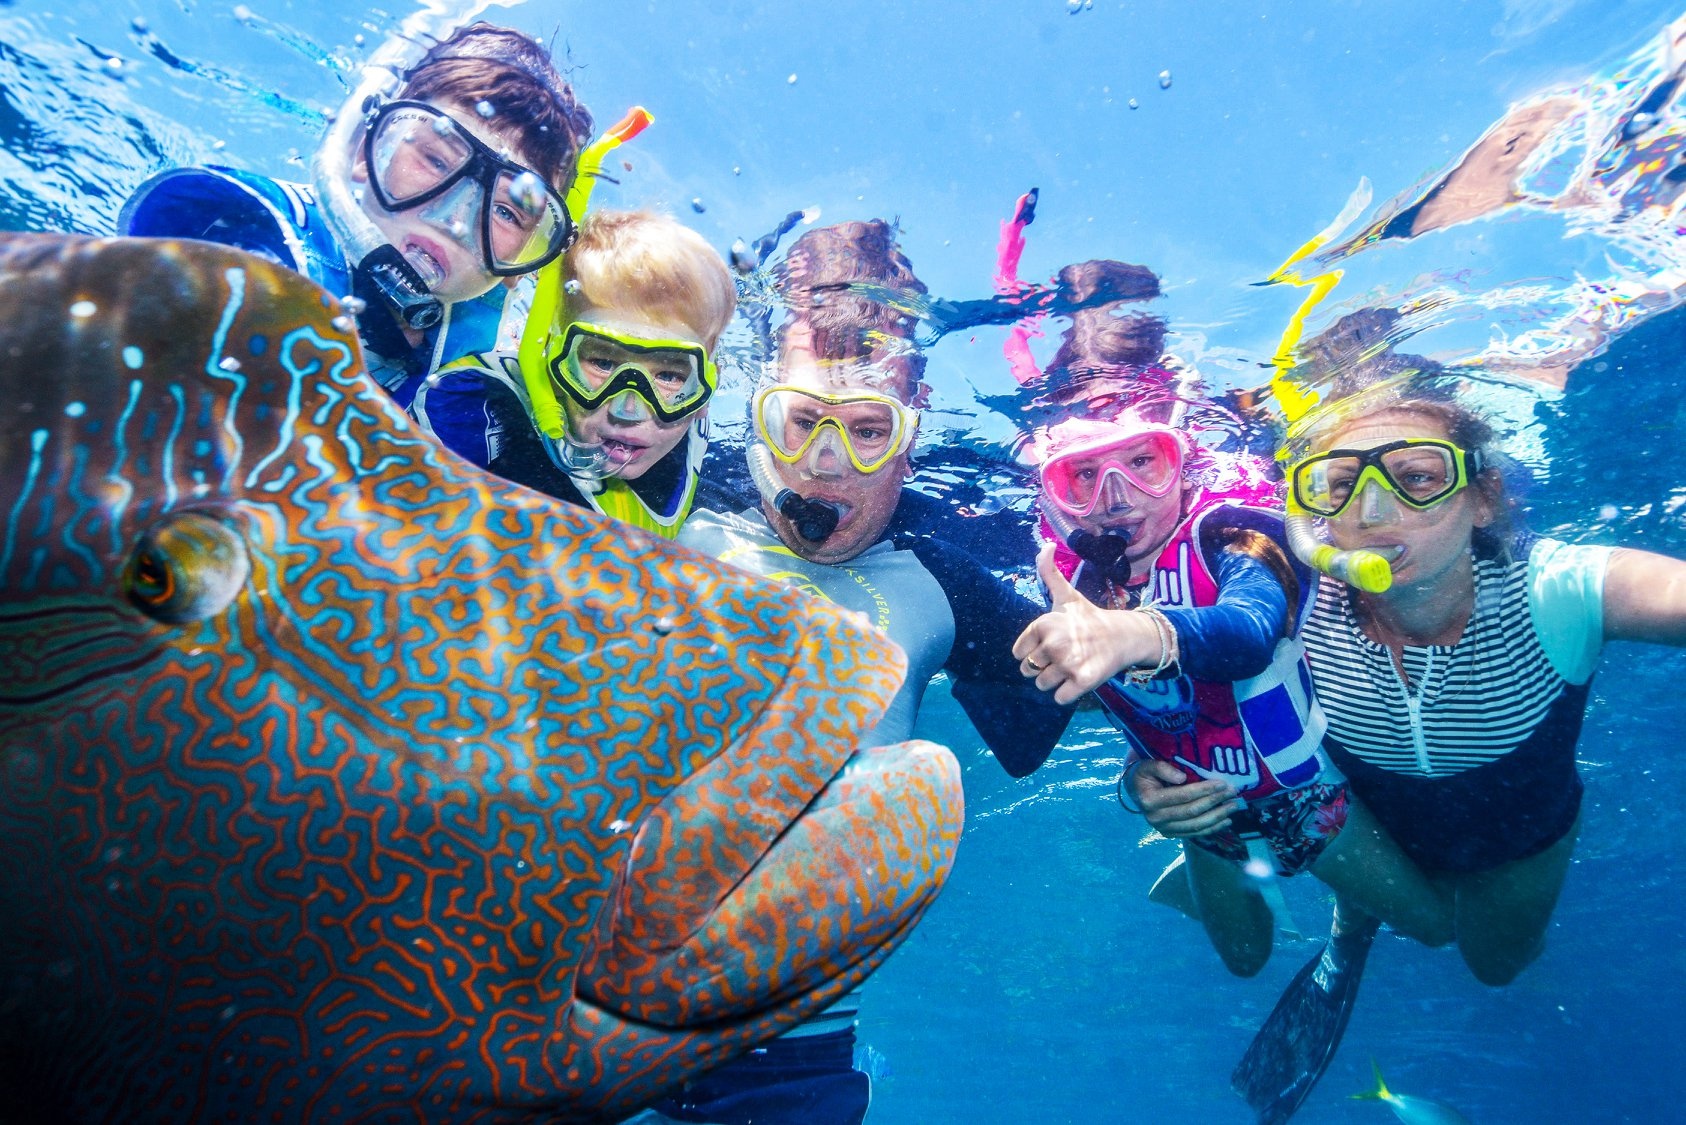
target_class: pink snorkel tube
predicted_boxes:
[995,188,1047,388]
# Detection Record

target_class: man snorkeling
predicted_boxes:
[660,219,1072,1125]
[121,22,593,408]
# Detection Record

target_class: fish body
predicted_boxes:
[0,234,963,1122]
[1355,1061,1475,1125]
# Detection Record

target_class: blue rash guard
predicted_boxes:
[119,166,521,429]
[1157,547,1292,682]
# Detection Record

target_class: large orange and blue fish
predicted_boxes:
[0,233,963,1122]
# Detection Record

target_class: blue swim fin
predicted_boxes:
[1229,911,1380,1125]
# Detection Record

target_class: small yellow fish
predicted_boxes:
[1353,1060,1474,1125]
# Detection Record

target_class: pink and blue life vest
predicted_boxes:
[1051,471,1336,804]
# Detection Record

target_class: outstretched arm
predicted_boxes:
[1604,547,1686,645]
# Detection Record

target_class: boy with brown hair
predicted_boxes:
[121,22,593,407]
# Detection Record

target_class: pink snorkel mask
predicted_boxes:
[1033,414,1189,588]
[1037,417,1187,518]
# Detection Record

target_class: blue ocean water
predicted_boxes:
[5,1,1686,1121]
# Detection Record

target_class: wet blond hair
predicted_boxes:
[561,210,736,351]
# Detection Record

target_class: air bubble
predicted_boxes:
[218,356,241,372]
[338,294,367,316]
[332,315,354,332]
[787,73,798,85]
[131,16,149,31]
[65,402,86,417]
[1128,98,1139,110]
[609,818,632,833]
[730,239,758,272]
[1159,69,1173,89]
[509,171,546,213]
[69,299,97,318]
[1598,504,1619,521]
[563,279,583,295]
[475,99,496,118]
[431,115,454,136]
[732,165,742,175]
[123,346,144,369]
[447,218,468,238]
[1066,0,1081,12]
[691,197,706,213]
[105,56,125,72]
[1242,856,1273,881]
[233,5,253,22]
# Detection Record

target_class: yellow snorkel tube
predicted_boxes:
[1265,179,1394,595]
[516,106,654,444]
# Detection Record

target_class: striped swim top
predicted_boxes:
[1303,552,1564,778]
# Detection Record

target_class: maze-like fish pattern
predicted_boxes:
[0,234,964,1122]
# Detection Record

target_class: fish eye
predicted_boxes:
[125,511,250,625]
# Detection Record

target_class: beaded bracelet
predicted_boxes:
[1122,605,1177,685]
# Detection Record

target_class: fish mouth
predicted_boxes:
[574,595,960,1031]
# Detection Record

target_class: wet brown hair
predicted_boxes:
[401,23,594,192]
[773,219,928,387]
[1218,528,1300,612]
[1041,260,1167,404]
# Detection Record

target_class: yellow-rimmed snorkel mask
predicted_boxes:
[1291,438,1484,520]
[550,321,718,424]
[752,384,919,476]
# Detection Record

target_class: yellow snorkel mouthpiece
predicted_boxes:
[518,106,655,441]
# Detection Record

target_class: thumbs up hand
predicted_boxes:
[1012,545,1169,705]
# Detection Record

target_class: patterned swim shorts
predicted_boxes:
[1190,781,1349,876]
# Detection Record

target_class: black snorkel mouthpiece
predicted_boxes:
[776,491,840,544]
[355,244,444,332]
[1068,529,1132,587]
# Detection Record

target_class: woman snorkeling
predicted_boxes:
[1129,387,1686,985]
[1013,398,1455,977]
